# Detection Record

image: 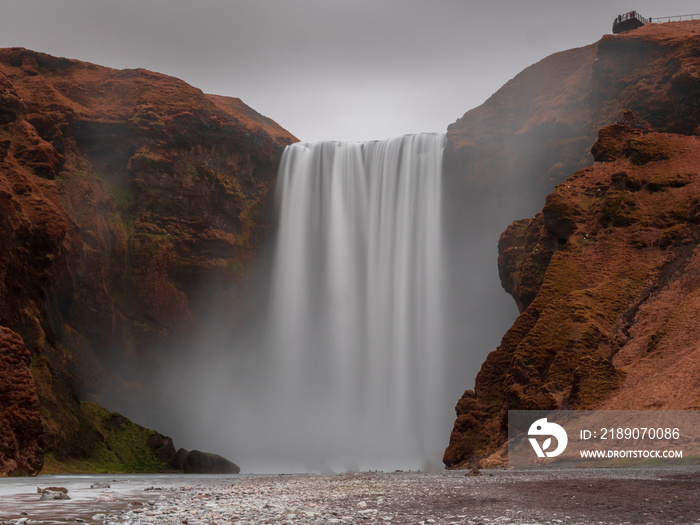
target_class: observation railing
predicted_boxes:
[650,13,700,23]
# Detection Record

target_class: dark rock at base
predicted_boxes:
[170,447,189,471]
[147,432,177,464]
[183,450,240,474]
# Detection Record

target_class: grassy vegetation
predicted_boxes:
[40,402,171,474]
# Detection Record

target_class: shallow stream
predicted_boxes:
[0,473,238,524]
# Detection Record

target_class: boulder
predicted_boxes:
[38,486,70,500]
[170,447,189,471]
[183,450,240,474]
[147,432,177,464]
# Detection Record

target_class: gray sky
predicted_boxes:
[1,0,699,142]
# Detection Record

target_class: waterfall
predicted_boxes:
[266,133,447,471]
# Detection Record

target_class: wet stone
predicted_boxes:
[1,468,696,525]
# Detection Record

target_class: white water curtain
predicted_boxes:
[265,134,446,471]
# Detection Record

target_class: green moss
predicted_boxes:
[569,355,623,409]
[543,193,576,241]
[646,327,667,355]
[131,178,146,191]
[194,158,218,182]
[658,224,689,248]
[540,254,585,298]
[225,258,248,277]
[41,402,171,474]
[134,232,171,241]
[611,171,642,191]
[113,188,135,213]
[600,192,638,227]
[670,206,691,222]
[626,138,670,166]
[671,69,700,89]
[128,152,170,172]
[90,170,136,218]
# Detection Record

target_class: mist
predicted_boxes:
[98,126,527,475]
[96,66,586,473]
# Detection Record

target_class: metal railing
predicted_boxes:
[650,13,700,23]
[614,11,650,25]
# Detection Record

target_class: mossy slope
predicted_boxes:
[41,402,172,474]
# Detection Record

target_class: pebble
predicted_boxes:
[48,472,578,525]
[2,469,695,525]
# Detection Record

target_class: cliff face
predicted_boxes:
[444,20,700,221]
[0,47,296,474]
[0,327,43,475]
[444,116,700,468]
[441,22,700,432]
[444,20,700,469]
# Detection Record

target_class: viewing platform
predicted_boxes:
[613,11,700,34]
[612,11,650,34]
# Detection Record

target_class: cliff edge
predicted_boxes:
[445,20,700,221]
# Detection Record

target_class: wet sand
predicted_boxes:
[1,467,699,524]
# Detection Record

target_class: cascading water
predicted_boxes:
[266,133,448,471]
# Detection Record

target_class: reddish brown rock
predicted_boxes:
[444,21,700,470]
[444,21,700,224]
[0,327,44,475]
[0,46,296,470]
[442,26,700,458]
[444,117,700,468]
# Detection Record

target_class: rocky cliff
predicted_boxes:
[441,21,700,421]
[445,115,700,467]
[445,20,700,220]
[444,20,700,468]
[0,47,296,475]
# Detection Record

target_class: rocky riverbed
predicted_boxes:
[1,467,698,525]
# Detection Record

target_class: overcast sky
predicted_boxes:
[1,0,699,142]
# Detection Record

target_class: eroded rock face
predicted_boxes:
[441,24,700,469]
[444,21,700,469]
[0,327,44,475]
[444,21,700,222]
[0,47,296,470]
[444,116,700,468]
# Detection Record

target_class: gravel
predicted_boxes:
[1,467,699,525]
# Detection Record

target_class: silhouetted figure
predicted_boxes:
[613,11,647,34]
